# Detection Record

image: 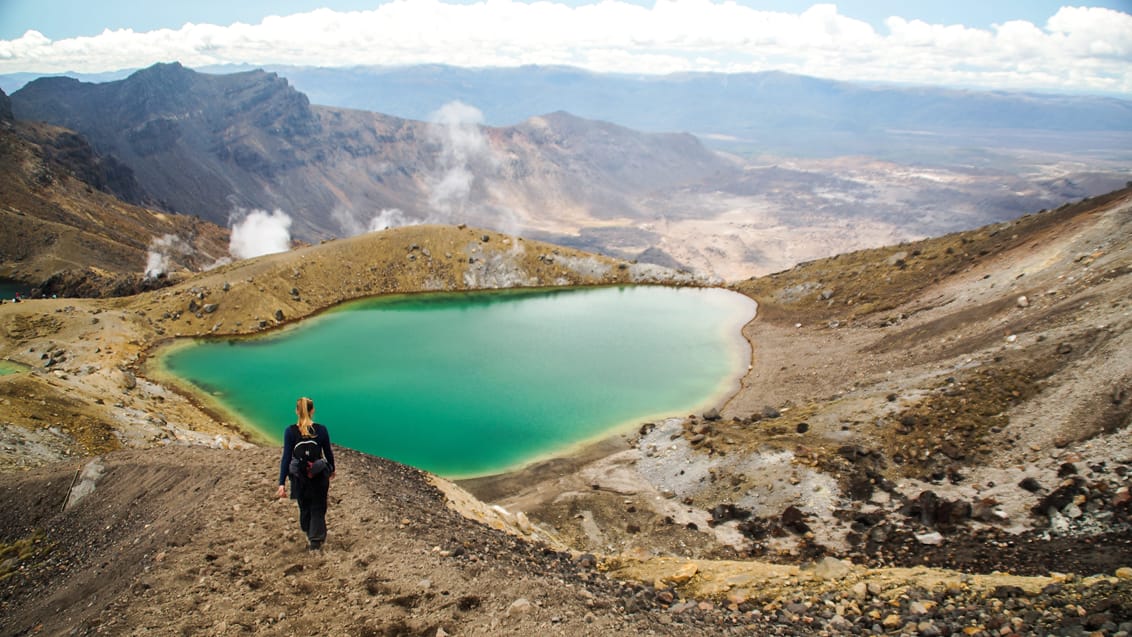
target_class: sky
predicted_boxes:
[1,0,1130,95]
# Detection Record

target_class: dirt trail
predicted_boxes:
[2,447,685,636]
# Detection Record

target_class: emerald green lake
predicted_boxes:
[159,286,756,478]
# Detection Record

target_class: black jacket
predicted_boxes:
[278,423,335,488]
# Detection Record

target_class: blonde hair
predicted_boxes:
[296,397,315,437]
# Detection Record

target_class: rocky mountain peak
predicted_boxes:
[10,63,325,222]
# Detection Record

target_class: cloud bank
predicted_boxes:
[1,1,1129,95]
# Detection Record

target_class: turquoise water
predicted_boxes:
[160,286,756,477]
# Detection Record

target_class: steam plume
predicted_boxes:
[427,101,497,220]
[331,206,417,236]
[367,208,413,232]
[229,208,292,259]
[144,233,191,279]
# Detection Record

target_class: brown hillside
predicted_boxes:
[0,119,229,288]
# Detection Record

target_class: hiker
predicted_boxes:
[276,396,336,550]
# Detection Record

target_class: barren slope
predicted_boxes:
[1,192,1131,635]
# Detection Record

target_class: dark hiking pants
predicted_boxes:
[298,494,327,545]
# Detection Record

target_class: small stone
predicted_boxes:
[506,598,532,617]
[811,556,852,579]
[915,531,944,545]
[1017,295,1030,308]
[1115,567,1132,580]
[992,585,1026,599]
[667,562,698,585]
[574,553,597,569]
[909,600,934,615]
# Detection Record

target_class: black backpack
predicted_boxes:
[290,429,328,479]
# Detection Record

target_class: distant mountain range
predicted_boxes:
[275,66,1131,127]
[8,64,1130,161]
[10,63,733,246]
[6,63,1131,278]
[273,65,1132,163]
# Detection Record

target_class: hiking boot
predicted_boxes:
[308,541,322,551]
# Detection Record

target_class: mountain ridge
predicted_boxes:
[10,63,737,262]
[0,90,230,290]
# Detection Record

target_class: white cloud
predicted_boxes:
[0,1,1129,94]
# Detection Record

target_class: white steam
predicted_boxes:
[367,208,413,232]
[228,208,293,259]
[144,233,192,279]
[331,206,418,236]
[427,101,497,221]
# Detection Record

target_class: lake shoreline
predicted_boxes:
[148,286,751,475]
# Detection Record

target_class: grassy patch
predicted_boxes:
[0,532,55,582]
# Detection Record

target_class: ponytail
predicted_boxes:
[296,397,315,437]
